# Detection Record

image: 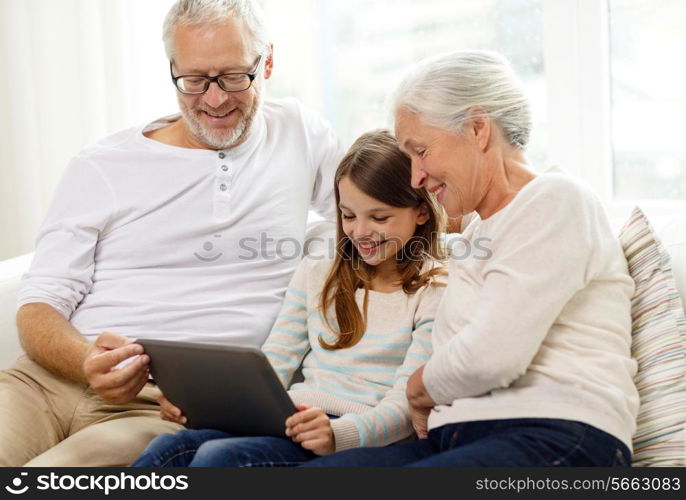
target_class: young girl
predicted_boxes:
[132,130,447,467]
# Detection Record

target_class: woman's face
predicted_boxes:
[395,110,485,218]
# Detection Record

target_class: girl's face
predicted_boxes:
[338,176,429,269]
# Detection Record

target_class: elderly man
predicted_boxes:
[0,0,343,467]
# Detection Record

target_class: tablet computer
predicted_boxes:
[138,339,296,437]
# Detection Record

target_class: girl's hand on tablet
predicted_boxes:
[285,405,335,456]
[157,393,187,425]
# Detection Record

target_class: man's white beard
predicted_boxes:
[195,113,251,150]
[180,95,260,150]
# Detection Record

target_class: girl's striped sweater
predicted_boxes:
[262,256,445,451]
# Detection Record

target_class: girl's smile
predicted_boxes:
[338,176,428,272]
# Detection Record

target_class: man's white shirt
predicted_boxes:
[18,98,345,346]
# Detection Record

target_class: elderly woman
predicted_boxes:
[303,50,638,467]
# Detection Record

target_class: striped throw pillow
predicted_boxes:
[619,207,686,467]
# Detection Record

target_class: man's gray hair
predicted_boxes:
[163,0,270,61]
[392,50,532,150]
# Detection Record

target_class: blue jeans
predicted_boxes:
[301,419,631,467]
[132,428,317,467]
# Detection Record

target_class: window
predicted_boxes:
[263,0,682,206]
[264,0,548,168]
[610,0,686,201]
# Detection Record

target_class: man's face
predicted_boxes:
[171,18,272,150]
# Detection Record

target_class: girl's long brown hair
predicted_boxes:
[319,130,447,350]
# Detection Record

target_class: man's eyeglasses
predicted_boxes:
[170,55,263,95]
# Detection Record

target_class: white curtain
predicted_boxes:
[0,0,176,260]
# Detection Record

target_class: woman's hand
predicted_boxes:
[157,393,187,425]
[285,405,335,456]
[409,406,431,439]
[406,365,436,439]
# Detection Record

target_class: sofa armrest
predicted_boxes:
[0,253,32,369]
[642,212,686,313]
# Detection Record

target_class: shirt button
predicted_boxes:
[219,184,228,192]
[221,165,229,172]
[219,152,226,159]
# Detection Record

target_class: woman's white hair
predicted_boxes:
[392,50,532,150]
[163,0,270,61]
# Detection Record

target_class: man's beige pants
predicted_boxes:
[0,356,183,467]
